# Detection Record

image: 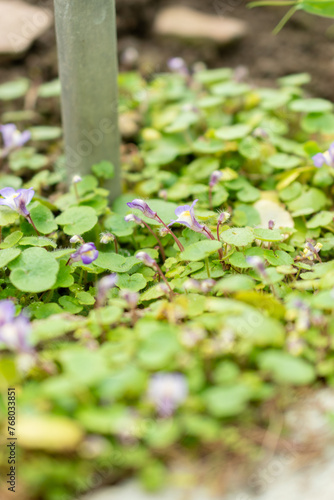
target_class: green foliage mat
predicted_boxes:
[1,67,334,499]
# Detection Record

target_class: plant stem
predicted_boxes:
[27,215,40,236]
[216,221,221,242]
[154,264,174,298]
[74,183,80,202]
[114,237,119,254]
[142,221,166,261]
[79,268,84,286]
[156,216,184,252]
[203,225,224,268]
[205,257,211,278]
[273,6,298,34]
[209,186,213,210]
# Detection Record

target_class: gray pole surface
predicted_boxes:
[54,0,121,200]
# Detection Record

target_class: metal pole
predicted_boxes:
[54,0,121,200]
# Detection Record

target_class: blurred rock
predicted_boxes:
[0,1,53,58]
[153,7,247,45]
[254,198,294,230]
[119,111,141,139]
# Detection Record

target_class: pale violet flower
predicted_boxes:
[302,241,322,262]
[96,273,118,307]
[0,124,30,157]
[156,283,170,295]
[183,279,201,292]
[147,373,188,417]
[100,232,115,244]
[0,187,34,218]
[136,251,157,268]
[168,57,188,75]
[124,214,143,225]
[120,290,139,309]
[181,327,205,348]
[313,143,334,168]
[127,199,158,220]
[209,170,223,188]
[70,235,84,245]
[200,279,216,293]
[218,212,230,225]
[0,300,15,326]
[68,243,99,265]
[0,316,33,353]
[246,256,268,279]
[72,175,82,184]
[158,189,168,200]
[168,199,205,234]
[0,300,33,353]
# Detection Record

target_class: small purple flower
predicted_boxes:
[218,212,230,225]
[168,57,188,75]
[0,300,15,326]
[120,290,139,309]
[0,124,30,157]
[183,278,201,292]
[0,300,32,353]
[302,241,322,262]
[100,232,115,244]
[136,251,157,268]
[72,175,82,184]
[158,189,168,201]
[69,242,99,265]
[147,373,188,417]
[312,143,334,168]
[70,235,84,245]
[252,128,269,139]
[0,187,34,218]
[168,199,205,234]
[156,283,170,295]
[209,170,223,188]
[181,327,205,348]
[200,279,216,293]
[124,214,143,225]
[268,220,275,230]
[96,273,118,306]
[127,199,158,220]
[246,256,268,280]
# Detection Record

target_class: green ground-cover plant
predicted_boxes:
[1,65,334,499]
[249,0,334,33]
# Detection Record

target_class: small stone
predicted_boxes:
[119,111,141,139]
[254,199,294,230]
[0,1,53,58]
[153,7,247,46]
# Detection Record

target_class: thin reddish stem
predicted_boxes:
[143,221,166,262]
[155,265,174,298]
[209,186,213,210]
[156,216,184,252]
[27,215,40,236]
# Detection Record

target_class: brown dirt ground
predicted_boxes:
[0,0,334,100]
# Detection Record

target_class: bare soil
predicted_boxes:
[1,0,334,100]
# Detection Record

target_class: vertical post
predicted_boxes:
[54,0,121,200]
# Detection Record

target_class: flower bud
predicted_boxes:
[136,251,156,268]
[120,290,139,308]
[70,235,84,245]
[124,214,143,225]
[100,232,115,244]
[209,170,223,188]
